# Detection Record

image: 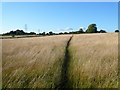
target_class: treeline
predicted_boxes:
[3,30,36,36]
[2,24,119,36]
[2,30,57,36]
[59,24,119,34]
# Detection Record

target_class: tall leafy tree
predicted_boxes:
[86,24,97,33]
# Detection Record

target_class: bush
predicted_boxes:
[115,30,119,32]
[12,34,15,38]
[98,30,107,33]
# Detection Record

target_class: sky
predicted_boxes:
[2,2,118,34]
[1,0,119,2]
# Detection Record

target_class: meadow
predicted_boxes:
[2,33,118,88]
[68,33,118,88]
[2,35,71,88]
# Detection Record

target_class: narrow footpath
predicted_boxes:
[55,35,73,89]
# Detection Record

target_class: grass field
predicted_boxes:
[68,33,118,88]
[2,33,118,88]
[2,35,71,88]
[0,38,2,89]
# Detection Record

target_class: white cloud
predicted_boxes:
[0,30,8,34]
[60,27,73,31]
[65,27,73,30]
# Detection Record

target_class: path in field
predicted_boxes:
[55,35,73,89]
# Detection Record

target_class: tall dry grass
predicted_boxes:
[0,38,2,89]
[2,35,71,88]
[68,33,118,88]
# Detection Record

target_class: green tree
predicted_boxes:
[42,32,45,35]
[86,24,97,33]
[49,31,53,35]
[79,28,84,33]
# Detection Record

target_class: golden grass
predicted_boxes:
[2,35,71,88]
[68,33,118,88]
[0,38,2,89]
[2,33,118,88]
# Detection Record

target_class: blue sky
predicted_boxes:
[1,0,119,2]
[2,2,118,34]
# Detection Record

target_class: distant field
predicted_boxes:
[2,33,118,88]
[0,35,44,39]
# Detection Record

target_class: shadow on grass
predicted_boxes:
[55,35,73,89]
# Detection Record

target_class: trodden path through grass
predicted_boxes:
[55,35,73,89]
